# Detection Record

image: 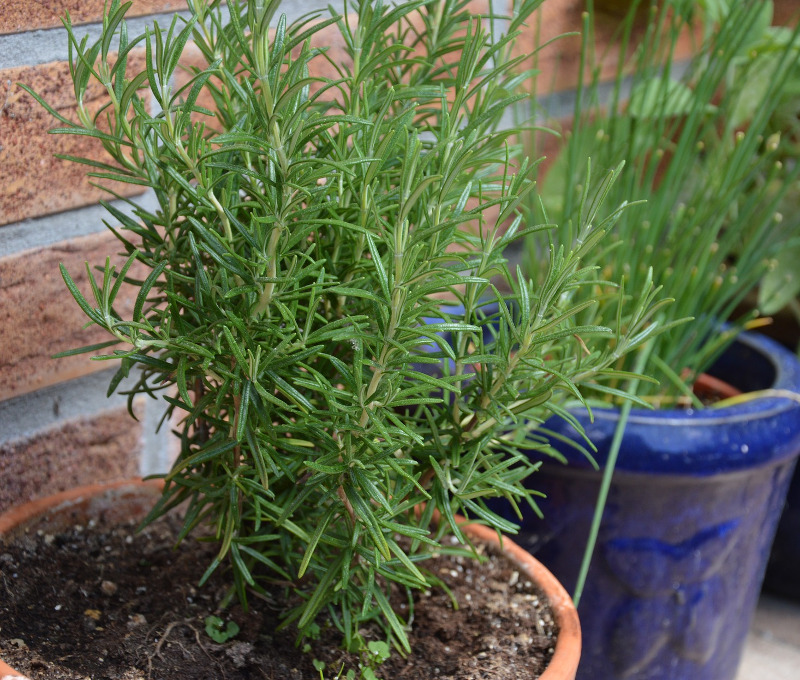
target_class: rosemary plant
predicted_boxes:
[29,0,663,662]
[525,0,800,405]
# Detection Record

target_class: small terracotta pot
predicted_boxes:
[693,372,742,401]
[0,480,580,680]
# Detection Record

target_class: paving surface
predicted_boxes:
[736,594,800,680]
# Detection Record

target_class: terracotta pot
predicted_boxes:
[0,480,581,680]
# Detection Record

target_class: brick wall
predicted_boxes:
[0,1,202,511]
[1,0,796,512]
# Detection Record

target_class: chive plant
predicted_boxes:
[29,0,664,662]
[525,0,800,405]
[755,8,800,344]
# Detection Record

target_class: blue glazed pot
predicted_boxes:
[505,331,800,680]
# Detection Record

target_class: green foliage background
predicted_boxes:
[525,0,800,405]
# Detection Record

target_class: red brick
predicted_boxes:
[176,3,494,111]
[0,403,144,513]
[774,0,800,26]
[176,16,354,117]
[0,232,145,402]
[0,0,187,35]
[516,0,703,94]
[0,54,149,226]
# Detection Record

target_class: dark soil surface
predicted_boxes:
[0,512,557,680]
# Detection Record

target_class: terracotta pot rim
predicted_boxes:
[0,480,580,680]
[459,519,581,679]
[0,480,164,680]
[0,479,163,537]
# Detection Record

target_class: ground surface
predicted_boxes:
[0,511,558,680]
[736,594,800,680]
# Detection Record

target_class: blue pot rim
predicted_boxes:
[541,330,800,474]
[582,330,800,427]
[422,305,800,426]
[418,304,800,472]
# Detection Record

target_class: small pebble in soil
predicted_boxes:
[101,580,118,596]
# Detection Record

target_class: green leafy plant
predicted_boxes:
[754,10,800,350]
[204,615,240,643]
[28,0,665,666]
[525,0,800,405]
[315,640,391,680]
